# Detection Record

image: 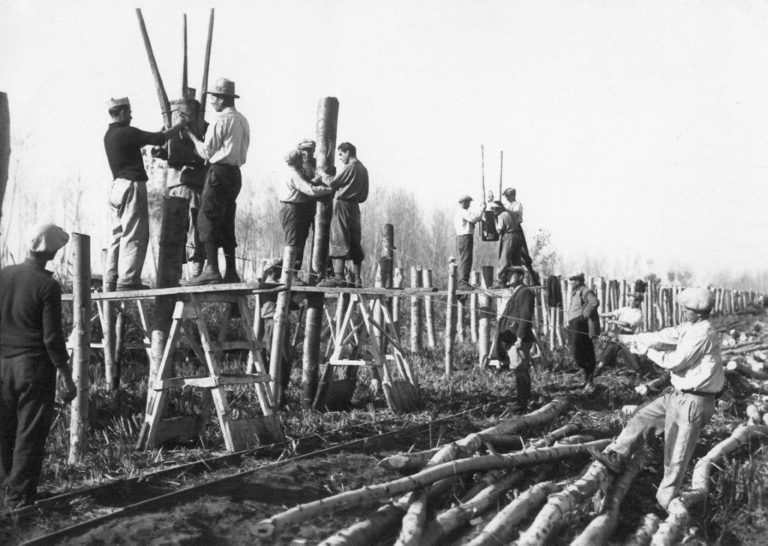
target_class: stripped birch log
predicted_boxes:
[394,488,428,546]
[428,398,571,468]
[555,434,596,445]
[623,513,660,546]
[254,439,609,538]
[420,470,524,546]
[531,420,583,448]
[319,479,455,546]
[571,449,648,546]
[515,460,615,546]
[651,424,768,546]
[467,481,561,546]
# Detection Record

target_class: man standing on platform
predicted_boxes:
[492,200,515,288]
[0,223,77,509]
[494,265,536,411]
[589,287,723,511]
[279,149,333,285]
[297,139,317,179]
[317,142,369,288]
[103,97,188,291]
[566,272,600,391]
[454,195,483,289]
[500,187,539,285]
[184,78,250,285]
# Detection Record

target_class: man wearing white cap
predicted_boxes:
[0,223,77,508]
[185,78,250,285]
[454,195,483,289]
[104,97,189,291]
[588,287,724,510]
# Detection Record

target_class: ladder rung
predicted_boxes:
[152,373,271,390]
[329,359,383,367]
[218,340,262,351]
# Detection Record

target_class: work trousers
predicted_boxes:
[608,389,715,508]
[280,202,316,269]
[168,171,204,264]
[329,200,364,263]
[497,231,532,278]
[568,317,596,377]
[0,354,57,503]
[456,234,473,283]
[106,178,149,288]
[507,341,533,406]
[198,164,242,247]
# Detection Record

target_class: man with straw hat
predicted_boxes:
[103,97,189,291]
[184,77,250,285]
[589,287,723,510]
[0,223,77,509]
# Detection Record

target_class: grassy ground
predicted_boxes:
[31,305,768,544]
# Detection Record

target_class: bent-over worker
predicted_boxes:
[0,224,77,509]
[589,287,723,510]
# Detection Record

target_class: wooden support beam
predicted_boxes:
[410,266,423,352]
[69,233,90,464]
[478,266,494,367]
[470,270,479,343]
[445,261,458,374]
[0,92,9,267]
[301,292,323,408]
[392,267,403,335]
[270,246,296,406]
[423,268,436,348]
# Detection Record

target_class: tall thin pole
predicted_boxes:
[181,14,188,96]
[199,8,215,123]
[136,8,171,129]
[445,261,458,374]
[69,233,90,464]
[498,150,503,196]
[0,93,9,267]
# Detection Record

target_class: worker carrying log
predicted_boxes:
[279,149,333,285]
[491,187,539,287]
[595,280,647,374]
[588,287,724,511]
[317,142,369,288]
[103,97,188,291]
[454,195,484,289]
[0,223,77,509]
[566,272,601,392]
[492,265,536,412]
[183,78,250,285]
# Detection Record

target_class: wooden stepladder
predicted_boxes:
[314,293,420,413]
[137,293,283,452]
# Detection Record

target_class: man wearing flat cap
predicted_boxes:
[500,187,538,285]
[279,149,333,285]
[104,97,189,291]
[454,195,483,289]
[317,142,369,288]
[0,223,77,508]
[566,272,600,391]
[297,139,317,180]
[589,287,724,511]
[493,265,536,411]
[185,77,250,285]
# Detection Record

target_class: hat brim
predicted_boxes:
[206,91,240,99]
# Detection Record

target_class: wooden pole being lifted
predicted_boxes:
[199,8,214,123]
[136,8,172,129]
[311,97,339,280]
[69,233,91,464]
[181,14,188,97]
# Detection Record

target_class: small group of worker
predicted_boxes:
[279,140,369,288]
[453,187,538,291]
[104,78,369,290]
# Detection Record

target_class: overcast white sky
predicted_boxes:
[1,0,767,282]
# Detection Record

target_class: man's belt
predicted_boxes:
[679,388,718,397]
[211,162,240,170]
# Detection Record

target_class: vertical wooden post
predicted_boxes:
[0,92,9,266]
[69,233,91,464]
[311,97,339,280]
[100,248,117,390]
[270,246,296,405]
[410,266,423,352]
[477,266,494,367]
[392,267,403,336]
[456,298,465,342]
[470,270,479,343]
[445,261,458,374]
[423,269,436,348]
[301,292,323,408]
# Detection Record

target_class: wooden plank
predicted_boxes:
[152,374,272,390]
[62,283,287,301]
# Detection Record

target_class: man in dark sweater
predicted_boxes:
[0,223,77,509]
[317,142,369,288]
[103,97,187,291]
[494,265,536,411]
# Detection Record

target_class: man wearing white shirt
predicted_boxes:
[185,78,250,285]
[589,287,724,510]
[500,187,538,285]
[454,195,483,288]
[596,291,645,372]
